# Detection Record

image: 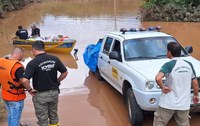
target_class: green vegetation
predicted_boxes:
[0,0,42,18]
[140,0,200,22]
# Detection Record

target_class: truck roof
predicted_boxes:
[108,31,172,40]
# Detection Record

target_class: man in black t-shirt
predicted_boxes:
[31,24,40,37]
[22,41,68,126]
[15,26,28,39]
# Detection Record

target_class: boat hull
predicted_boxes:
[13,39,76,54]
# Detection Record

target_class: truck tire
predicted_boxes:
[126,88,143,126]
[95,69,104,81]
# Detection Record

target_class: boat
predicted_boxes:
[12,37,76,54]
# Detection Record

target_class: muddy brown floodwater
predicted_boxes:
[0,0,200,126]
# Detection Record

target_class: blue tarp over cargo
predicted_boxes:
[83,39,103,72]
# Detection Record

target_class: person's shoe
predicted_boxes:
[49,122,60,126]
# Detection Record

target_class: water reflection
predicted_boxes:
[84,71,132,126]
[50,52,78,69]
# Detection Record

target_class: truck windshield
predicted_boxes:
[123,36,188,61]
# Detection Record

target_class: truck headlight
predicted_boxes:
[145,81,155,90]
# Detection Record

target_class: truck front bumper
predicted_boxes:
[132,88,161,111]
[133,88,200,112]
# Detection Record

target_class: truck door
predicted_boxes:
[108,39,123,91]
[98,37,113,80]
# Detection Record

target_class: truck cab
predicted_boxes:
[97,27,200,126]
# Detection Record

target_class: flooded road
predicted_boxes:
[0,0,200,126]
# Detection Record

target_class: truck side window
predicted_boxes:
[103,37,113,55]
[112,40,121,55]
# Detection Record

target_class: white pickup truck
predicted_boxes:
[96,27,200,126]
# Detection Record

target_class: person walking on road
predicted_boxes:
[22,40,68,126]
[153,42,199,126]
[0,47,26,126]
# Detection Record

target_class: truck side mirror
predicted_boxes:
[185,46,193,53]
[109,51,122,62]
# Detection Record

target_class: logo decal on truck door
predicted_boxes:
[112,67,118,79]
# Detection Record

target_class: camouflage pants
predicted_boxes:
[32,90,59,126]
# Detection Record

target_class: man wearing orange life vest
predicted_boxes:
[0,47,26,126]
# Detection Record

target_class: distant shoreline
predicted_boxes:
[0,0,42,19]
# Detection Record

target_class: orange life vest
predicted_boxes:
[0,58,26,101]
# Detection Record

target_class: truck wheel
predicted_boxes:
[126,88,143,126]
[95,69,104,81]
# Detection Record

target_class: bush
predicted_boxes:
[140,0,200,22]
